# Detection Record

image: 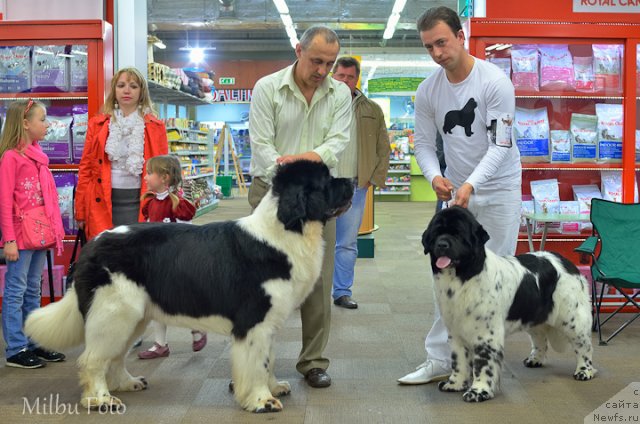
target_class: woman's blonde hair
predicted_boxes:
[141,155,184,210]
[103,67,156,119]
[0,99,46,158]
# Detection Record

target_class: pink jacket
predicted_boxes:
[0,150,48,248]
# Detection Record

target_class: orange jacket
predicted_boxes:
[75,113,168,239]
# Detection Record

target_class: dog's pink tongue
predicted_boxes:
[436,256,452,269]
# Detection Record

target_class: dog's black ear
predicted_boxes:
[475,222,490,246]
[277,188,306,233]
[421,226,433,255]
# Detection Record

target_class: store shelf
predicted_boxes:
[388,169,411,174]
[194,199,219,218]
[375,191,411,195]
[185,172,215,181]
[521,163,625,170]
[181,162,211,168]
[389,160,411,164]
[0,93,89,100]
[385,182,411,186]
[172,151,209,156]
[149,81,212,106]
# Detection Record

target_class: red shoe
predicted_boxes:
[191,331,207,352]
[137,343,170,359]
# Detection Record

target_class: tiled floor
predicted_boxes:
[1,196,638,423]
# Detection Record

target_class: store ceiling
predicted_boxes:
[147,0,460,62]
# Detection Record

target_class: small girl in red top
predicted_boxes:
[137,155,207,359]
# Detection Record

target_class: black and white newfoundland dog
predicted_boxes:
[422,206,596,403]
[25,160,353,413]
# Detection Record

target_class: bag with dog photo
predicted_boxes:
[530,179,561,233]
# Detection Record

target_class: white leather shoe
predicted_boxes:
[397,360,451,385]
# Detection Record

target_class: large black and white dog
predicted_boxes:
[25,160,353,413]
[422,206,595,403]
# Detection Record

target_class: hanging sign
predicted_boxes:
[573,0,640,13]
[211,89,252,102]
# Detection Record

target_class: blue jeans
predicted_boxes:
[2,249,46,358]
[333,185,369,299]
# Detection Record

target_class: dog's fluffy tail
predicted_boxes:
[25,287,84,351]
[546,325,570,353]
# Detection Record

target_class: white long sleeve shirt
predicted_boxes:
[248,63,352,182]
[413,57,521,195]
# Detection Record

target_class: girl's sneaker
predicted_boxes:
[6,349,46,369]
[137,343,170,359]
[32,347,66,362]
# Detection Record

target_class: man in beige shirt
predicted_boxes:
[248,26,352,388]
[331,56,390,309]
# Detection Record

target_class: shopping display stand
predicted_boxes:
[215,124,248,196]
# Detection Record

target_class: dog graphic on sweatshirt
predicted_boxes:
[443,98,478,137]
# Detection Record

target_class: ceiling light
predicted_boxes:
[383,0,408,40]
[189,48,204,63]
[495,44,512,51]
[272,0,289,14]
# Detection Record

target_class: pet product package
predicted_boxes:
[550,130,571,163]
[636,130,640,162]
[511,45,539,91]
[41,112,73,164]
[0,46,32,93]
[573,184,602,230]
[520,198,535,233]
[69,45,88,91]
[71,104,88,163]
[559,201,581,234]
[539,45,574,91]
[570,113,598,163]
[489,57,511,79]
[600,170,639,203]
[530,179,561,233]
[595,103,623,163]
[514,107,550,163]
[53,172,77,235]
[32,45,69,92]
[573,56,595,93]
[593,44,621,93]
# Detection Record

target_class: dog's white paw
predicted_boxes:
[118,376,148,392]
[574,367,596,381]
[253,397,283,413]
[438,379,467,392]
[270,380,291,397]
[523,356,544,368]
[462,388,494,402]
[82,394,125,412]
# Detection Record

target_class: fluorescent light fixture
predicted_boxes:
[71,49,88,56]
[189,48,204,63]
[154,40,166,49]
[281,13,293,28]
[392,0,407,14]
[383,0,408,41]
[272,0,289,14]
[34,49,54,55]
[495,44,512,51]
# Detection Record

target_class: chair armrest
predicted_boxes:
[575,236,598,254]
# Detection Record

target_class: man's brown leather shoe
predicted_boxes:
[305,368,331,388]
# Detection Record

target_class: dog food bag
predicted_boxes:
[573,56,595,92]
[520,197,535,232]
[0,46,32,93]
[71,104,88,164]
[595,103,623,163]
[514,107,550,163]
[600,170,639,203]
[32,45,69,92]
[570,113,598,163]
[560,201,581,234]
[511,45,539,91]
[69,45,88,91]
[573,184,602,230]
[593,44,621,93]
[489,57,511,79]
[539,45,574,91]
[41,114,73,164]
[53,172,77,235]
[637,45,640,93]
[531,179,561,233]
[550,130,571,163]
[636,130,640,162]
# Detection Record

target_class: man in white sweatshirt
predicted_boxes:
[398,6,522,385]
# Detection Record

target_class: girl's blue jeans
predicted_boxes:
[2,249,46,358]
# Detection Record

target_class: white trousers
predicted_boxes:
[425,188,521,366]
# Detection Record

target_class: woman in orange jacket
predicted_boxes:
[75,67,168,240]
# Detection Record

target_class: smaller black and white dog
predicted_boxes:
[422,206,595,403]
[25,160,353,413]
